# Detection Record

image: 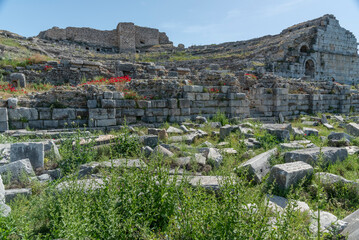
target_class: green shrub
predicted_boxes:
[212,111,229,126]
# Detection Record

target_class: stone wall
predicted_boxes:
[38,23,172,53]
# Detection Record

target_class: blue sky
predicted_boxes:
[0,0,358,47]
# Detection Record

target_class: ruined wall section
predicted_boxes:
[117,23,136,53]
[312,17,359,84]
[135,26,160,47]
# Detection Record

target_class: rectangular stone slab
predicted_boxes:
[268,161,313,190]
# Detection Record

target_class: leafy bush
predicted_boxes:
[211,111,229,126]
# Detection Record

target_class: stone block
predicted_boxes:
[0,176,4,204]
[239,148,277,183]
[5,188,31,203]
[151,100,167,108]
[95,119,116,127]
[0,159,35,181]
[196,93,210,101]
[10,142,44,169]
[38,109,52,120]
[8,108,38,121]
[268,161,313,190]
[89,108,115,120]
[167,99,178,109]
[137,100,151,109]
[179,99,190,108]
[87,100,97,109]
[0,108,7,122]
[52,108,75,120]
[346,123,359,137]
[284,147,348,166]
[183,92,196,100]
[10,73,26,88]
[28,120,44,129]
[103,91,113,99]
[303,127,319,136]
[116,100,136,108]
[43,120,59,129]
[101,99,115,108]
[0,121,8,132]
[113,92,124,100]
[140,135,158,148]
[181,108,190,116]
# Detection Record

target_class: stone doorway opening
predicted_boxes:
[304,59,315,78]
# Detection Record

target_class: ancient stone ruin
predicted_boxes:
[38,22,173,53]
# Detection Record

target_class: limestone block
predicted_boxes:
[268,161,313,190]
[43,120,59,129]
[89,109,115,120]
[346,123,359,137]
[38,108,52,120]
[103,91,113,99]
[137,100,151,109]
[8,108,38,121]
[52,108,75,120]
[0,159,35,181]
[239,148,277,183]
[196,93,210,101]
[169,109,180,116]
[181,108,190,116]
[0,121,8,132]
[167,99,178,109]
[115,100,136,108]
[284,147,348,166]
[262,124,291,142]
[140,135,158,148]
[0,108,7,122]
[183,92,195,100]
[101,99,115,108]
[151,100,167,108]
[10,73,26,88]
[10,142,44,169]
[5,188,31,203]
[206,148,223,167]
[303,127,319,136]
[179,99,190,108]
[95,119,116,127]
[87,100,97,109]
[0,176,4,204]
[28,120,44,129]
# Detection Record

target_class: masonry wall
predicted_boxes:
[1,83,359,132]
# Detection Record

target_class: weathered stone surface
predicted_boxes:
[292,127,305,137]
[153,145,174,157]
[10,73,26,88]
[262,124,291,142]
[239,148,277,183]
[140,135,158,148]
[266,194,310,214]
[206,148,223,167]
[142,146,153,158]
[0,176,4,204]
[221,148,238,155]
[167,126,183,134]
[5,188,31,203]
[189,176,223,190]
[345,146,359,155]
[284,147,348,166]
[323,123,334,129]
[10,142,44,169]
[310,211,347,234]
[279,142,305,150]
[346,123,359,137]
[56,179,105,192]
[0,159,35,181]
[195,116,207,124]
[321,115,328,124]
[328,132,353,147]
[315,172,358,187]
[7,98,18,109]
[303,127,319,136]
[268,161,313,190]
[342,209,359,239]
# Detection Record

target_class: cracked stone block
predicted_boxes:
[239,148,277,183]
[268,161,313,191]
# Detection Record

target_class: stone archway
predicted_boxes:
[304,59,315,78]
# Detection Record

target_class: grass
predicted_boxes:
[0,114,358,239]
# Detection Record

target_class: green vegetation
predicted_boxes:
[1,114,359,239]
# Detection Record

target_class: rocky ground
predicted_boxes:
[1,112,359,238]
